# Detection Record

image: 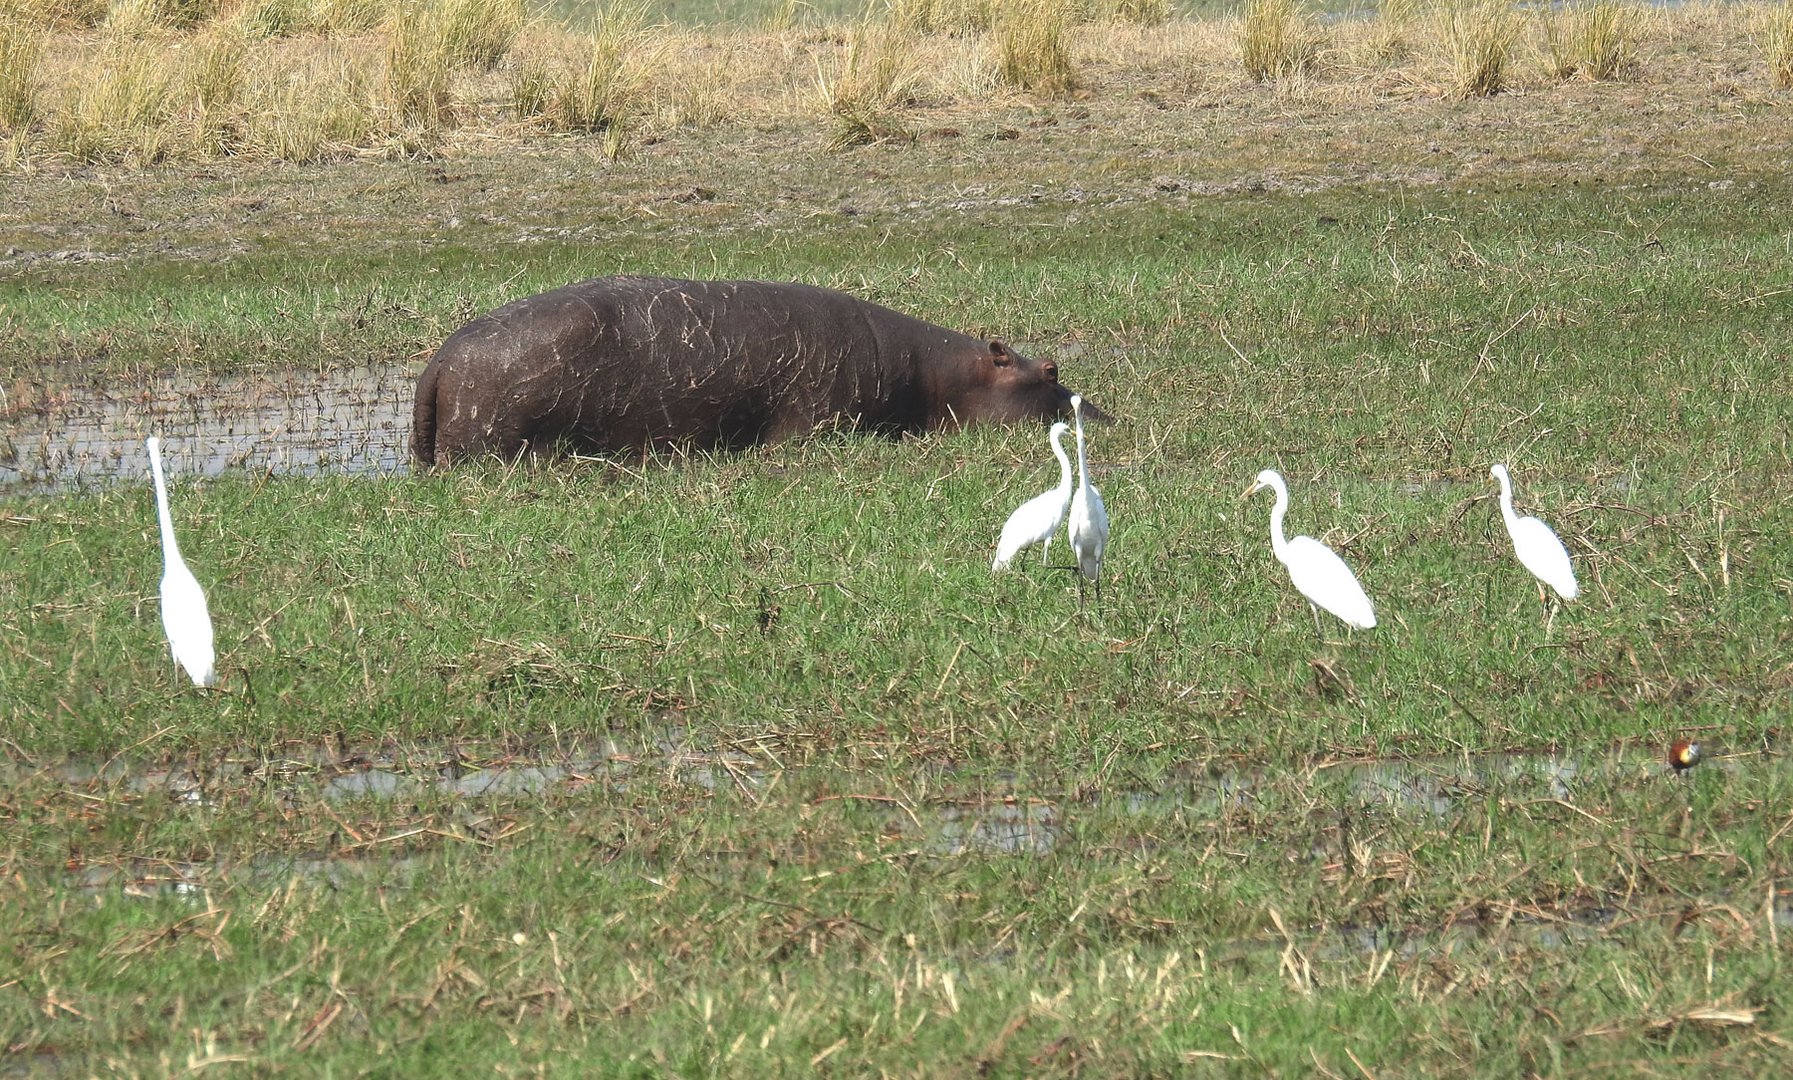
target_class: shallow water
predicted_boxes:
[0,363,415,493]
[4,738,1757,862]
[14,736,1782,971]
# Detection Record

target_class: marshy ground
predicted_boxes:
[3,0,1793,1074]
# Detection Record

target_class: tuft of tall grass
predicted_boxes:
[247,47,379,161]
[889,0,994,35]
[509,55,552,120]
[103,0,224,33]
[1369,0,1419,62]
[819,18,920,148]
[657,37,734,128]
[0,12,43,133]
[1240,0,1321,82]
[386,0,452,129]
[50,37,177,162]
[184,24,246,154]
[1768,1,1793,89]
[1443,0,1519,97]
[309,0,390,35]
[5,0,108,28]
[1088,0,1169,27]
[542,1,652,145]
[436,0,526,71]
[991,0,1077,96]
[101,0,162,34]
[893,0,1164,34]
[230,0,309,39]
[1546,0,1638,82]
[758,0,808,31]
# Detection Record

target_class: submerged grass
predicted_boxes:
[2,752,1788,1073]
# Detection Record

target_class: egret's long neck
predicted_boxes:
[149,445,182,565]
[1072,414,1091,495]
[1494,470,1520,529]
[1050,428,1073,494]
[1267,482,1291,563]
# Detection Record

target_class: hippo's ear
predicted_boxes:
[987,341,1014,367]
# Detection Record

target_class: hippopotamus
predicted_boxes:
[410,275,1094,464]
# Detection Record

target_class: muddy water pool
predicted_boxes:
[0,363,414,493]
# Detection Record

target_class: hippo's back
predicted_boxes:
[414,276,959,461]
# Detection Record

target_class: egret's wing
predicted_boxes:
[994,489,1067,569]
[1286,536,1376,629]
[1512,516,1577,599]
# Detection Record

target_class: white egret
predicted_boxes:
[992,421,1074,571]
[147,436,217,687]
[1067,394,1109,607]
[1490,463,1577,603]
[1245,468,1376,632]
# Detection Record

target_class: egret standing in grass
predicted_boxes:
[1245,468,1376,634]
[147,436,216,687]
[1067,394,1108,607]
[992,421,1074,571]
[1490,464,1577,619]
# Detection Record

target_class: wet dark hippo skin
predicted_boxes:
[411,275,1097,464]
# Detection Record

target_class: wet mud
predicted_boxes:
[0,363,415,493]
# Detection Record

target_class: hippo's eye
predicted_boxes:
[1043,363,1059,382]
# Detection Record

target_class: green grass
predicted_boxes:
[4,175,1793,1071]
[2,726,1788,1071]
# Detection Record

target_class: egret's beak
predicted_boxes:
[1242,480,1264,500]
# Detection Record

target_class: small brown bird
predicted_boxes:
[1668,739,1702,774]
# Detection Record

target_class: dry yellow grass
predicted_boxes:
[1443,0,1519,96]
[386,0,451,130]
[0,11,44,132]
[889,0,995,35]
[1093,0,1170,27]
[49,35,177,161]
[247,41,378,159]
[1368,0,1419,63]
[435,0,523,71]
[308,0,391,33]
[2,0,1791,167]
[1240,0,1322,82]
[993,0,1079,96]
[188,23,246,151]
[104,0,230,33]
[1546,0,1640,81]
[820,18,922,147]
[1769,1,1793,88]
[536,1,653,154]
[3,0,106,27]
[230,0,308,38]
